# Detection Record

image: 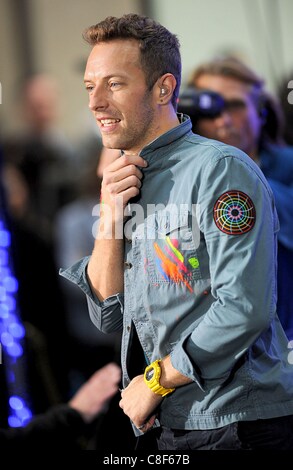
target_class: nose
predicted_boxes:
[88,84,108,112]
[213,110,232,127]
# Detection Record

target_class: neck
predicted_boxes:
[123,108,180,156]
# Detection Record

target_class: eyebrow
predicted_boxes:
[83,73,128,83]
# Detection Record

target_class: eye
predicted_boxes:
[85,84,94,93]
[109,81,121,90]
[224,99,247,113]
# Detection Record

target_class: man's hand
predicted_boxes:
[101,154,148,221]
[119,375,163,433]
[69,362,121,423]
[87,154,147,300]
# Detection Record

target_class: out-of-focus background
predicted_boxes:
[0,0,292,450]
[1,0,292,139]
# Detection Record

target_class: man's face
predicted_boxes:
[193,74,263,158]
[84,39,158,154]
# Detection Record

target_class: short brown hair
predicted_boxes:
[188,55,264,96]
[83,13,181,109]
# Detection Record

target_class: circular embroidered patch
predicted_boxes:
[213,190,256,235]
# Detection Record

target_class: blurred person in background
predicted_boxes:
[54,147,121,392]
[2,73,78,239]
[0,362,121,450]
[185,56,293,339]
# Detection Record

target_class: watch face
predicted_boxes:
[145,367,155,381]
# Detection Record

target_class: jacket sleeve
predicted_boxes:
[171,153,279,386]
[59,257,124,333]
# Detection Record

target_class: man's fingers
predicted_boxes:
[106,154,147,172]
[108,164,144,183]
[136,414,157,433]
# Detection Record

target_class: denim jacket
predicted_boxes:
[259,143,293,338]
[60,116,293,431]
[260,142,293,251]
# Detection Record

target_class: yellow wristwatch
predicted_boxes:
[144,359,175,397]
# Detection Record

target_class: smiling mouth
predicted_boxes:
[99,118,120,127]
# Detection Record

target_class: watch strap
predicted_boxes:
[144,360,175,397]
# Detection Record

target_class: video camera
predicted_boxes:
[177,87,225,122]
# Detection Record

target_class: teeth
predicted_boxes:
[100,119,119,125]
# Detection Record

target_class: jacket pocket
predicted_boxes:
[144,212,202,289]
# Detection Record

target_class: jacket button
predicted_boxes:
[124,262,133,269]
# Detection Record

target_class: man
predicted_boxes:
[60,14,293,450]
[185,56,293,339]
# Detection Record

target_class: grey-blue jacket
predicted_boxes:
[60,116,293,431]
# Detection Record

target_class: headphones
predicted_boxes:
[160,88,167,97]
[177,87,225,120]
[256,94,268,123]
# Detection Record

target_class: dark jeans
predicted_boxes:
[156,415,293,450]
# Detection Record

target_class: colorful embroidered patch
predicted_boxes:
[213,190,256,235]
[154,240,193,292]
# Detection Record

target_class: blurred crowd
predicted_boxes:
[0,73,131,450]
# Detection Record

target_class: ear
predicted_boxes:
[156,73,177,104]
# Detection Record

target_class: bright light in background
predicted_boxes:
[0,215,33,426]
